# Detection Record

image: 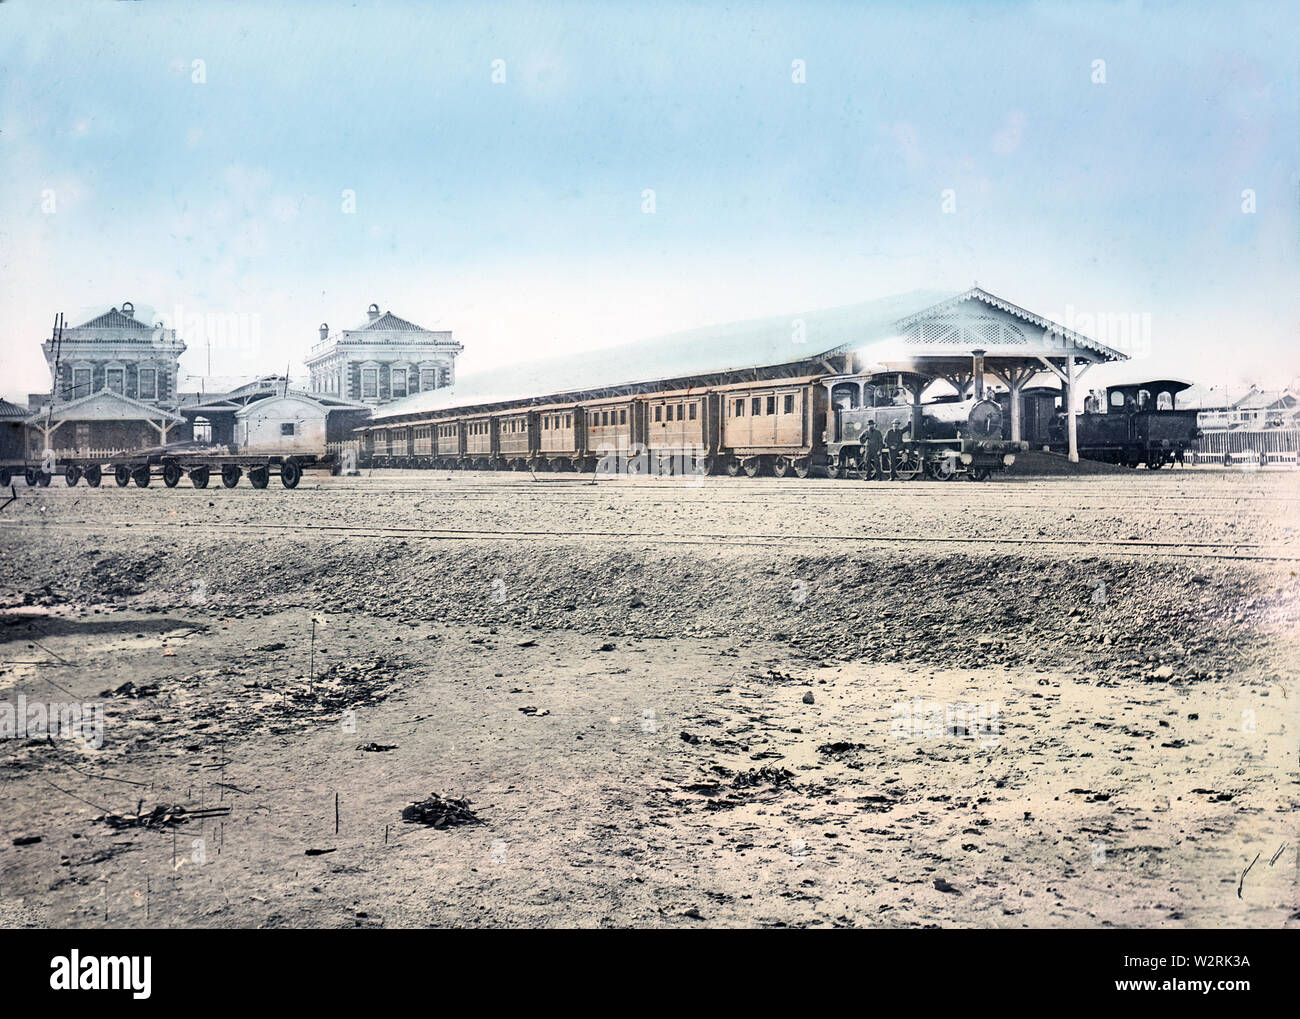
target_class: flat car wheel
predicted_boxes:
[64,466,81,486]
[132,468,150,487]
[249,467,269,489]
[742,459,762,478]
[37,471,51,487]
[162,464,182,488]
[25,468,38,486]
[85,466,101,487]
[190,468,210,489]
[114,466,131,487]
[222,466,242,488]
[281,461,302,488]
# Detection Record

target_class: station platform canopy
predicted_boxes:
[367,285,1126,461]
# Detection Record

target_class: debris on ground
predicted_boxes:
[356,742,398,752]
[400,794,480,829]
[95,803,231,830]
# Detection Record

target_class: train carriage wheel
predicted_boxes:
[85,466,101,488]
[742,459,764,478]
[281,460,302,488]
[190,467,210,489]
[221,465,242,488]
[249,466,270,489]
[64,466,82,487]
[793,459,811,479]
[658,456,675,476]
[132,467,150,488]
[114,466,131,487]
[771,457,791,478]
[162,464,182,488]
[967,468,991,482]
[724,458,743,478]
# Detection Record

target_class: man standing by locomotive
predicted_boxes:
[862,421,884,480]
[884,420,905,481]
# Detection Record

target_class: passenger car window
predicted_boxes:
[783,394,794,414]
[752,397,762,416]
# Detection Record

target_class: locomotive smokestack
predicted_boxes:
[971,349,986,401]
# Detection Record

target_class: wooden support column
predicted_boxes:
[988,364,1041,444]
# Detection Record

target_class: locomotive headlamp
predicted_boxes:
[960,452,974,465]
[1002,454,1016,467]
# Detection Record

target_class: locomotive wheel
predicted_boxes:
[927,458,957,481]
[967,468,991,482]
[24,468,38,486]
[793,460,811,479]
[894,448,924,481]
[771,457,790,478]
[742,459,763,478]
[0,468,9,487]
[190,467,210,489]
[824,458,842,480]
[132,467,150,487]
[162,463,182,488]
[37,471,52,487]
[222,465,242,488]
[85,466,102,488]
[724,458,742,478]
[64,466,82,487]
[249,466,270,489]
[114,465,131,487]
[281,460,302,488]
[1146,459,1164,470]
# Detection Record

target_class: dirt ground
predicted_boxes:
[1,465,1298,928]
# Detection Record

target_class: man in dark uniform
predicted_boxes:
[884,420,905,480]
[862,421,884,480]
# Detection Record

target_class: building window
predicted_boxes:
[106,367,124,394]
[362,368,378,399]
[138,368,157,401]
[421,369,436,391]
[71,367,92,398]
[281,422,296,436]
[75,423,90,449]
[766,396,776,415]
[194,416,212,443]
[654,406,662,422]
[392,368,408,400]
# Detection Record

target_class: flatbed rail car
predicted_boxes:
[0,448,336,489]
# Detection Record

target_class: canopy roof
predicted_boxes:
[26,389,183,424]
[370,286,1125,424]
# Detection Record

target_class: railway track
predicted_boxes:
[4,517,1298,562]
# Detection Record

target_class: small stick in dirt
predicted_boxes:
[1238,851,1260,898]
[310,618,317,694]
[335,792,339,834]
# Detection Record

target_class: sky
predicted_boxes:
[1,0,1297,403]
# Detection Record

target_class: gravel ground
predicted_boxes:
[0,468,1297,927]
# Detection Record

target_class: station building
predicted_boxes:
[305,303,462,407]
